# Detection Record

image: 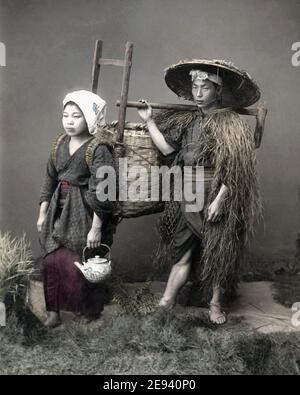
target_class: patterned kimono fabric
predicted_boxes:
[39,135,116,317]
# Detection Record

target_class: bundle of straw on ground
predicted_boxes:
[0,232,34,305]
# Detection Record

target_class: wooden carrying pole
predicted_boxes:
[91,40,134,143]
[116,100,268,149]
[90,40,267,149]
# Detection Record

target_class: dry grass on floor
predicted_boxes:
[1,305,300,375]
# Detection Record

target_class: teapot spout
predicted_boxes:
[74,261,85,274]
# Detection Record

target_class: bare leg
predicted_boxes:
[209,286,227,325]
[44,311,61,328]
[158,248,193,309]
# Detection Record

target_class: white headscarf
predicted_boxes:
[63,90,107,135]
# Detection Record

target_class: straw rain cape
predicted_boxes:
[154,108,261,292]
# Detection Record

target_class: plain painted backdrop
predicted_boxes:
[0,0,300,278]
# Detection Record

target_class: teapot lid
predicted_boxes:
[88,256,107,263]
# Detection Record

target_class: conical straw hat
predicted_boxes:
[164,59,261,108]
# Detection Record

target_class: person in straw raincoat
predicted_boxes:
[138,59,261,324]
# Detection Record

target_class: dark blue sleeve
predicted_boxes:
[39,156,58,204]
[85,144,116,221]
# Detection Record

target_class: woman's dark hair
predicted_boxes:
[63,101,82,110]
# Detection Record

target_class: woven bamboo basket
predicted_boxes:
[96,121,165,218]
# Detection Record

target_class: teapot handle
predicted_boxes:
[82,244,111,263]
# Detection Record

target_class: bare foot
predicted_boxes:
[208,303,227,325]
[44,312,61,328]
[158,297,175,310]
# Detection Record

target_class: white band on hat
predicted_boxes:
[190,69,222,86]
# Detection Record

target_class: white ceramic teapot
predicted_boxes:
[74,244,112,283]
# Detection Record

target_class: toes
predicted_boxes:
[209,310,227,325]
[213,318,224,325]
[218,316,226,325]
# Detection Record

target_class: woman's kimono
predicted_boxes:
[39,133,116,316]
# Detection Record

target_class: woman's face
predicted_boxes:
[62,103,88,136]
[191,79,220,109]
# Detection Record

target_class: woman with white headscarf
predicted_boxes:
[37,90,116,327]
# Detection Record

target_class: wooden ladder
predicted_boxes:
[91,40,134,144]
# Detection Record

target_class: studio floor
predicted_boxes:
[27,280,300,334]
